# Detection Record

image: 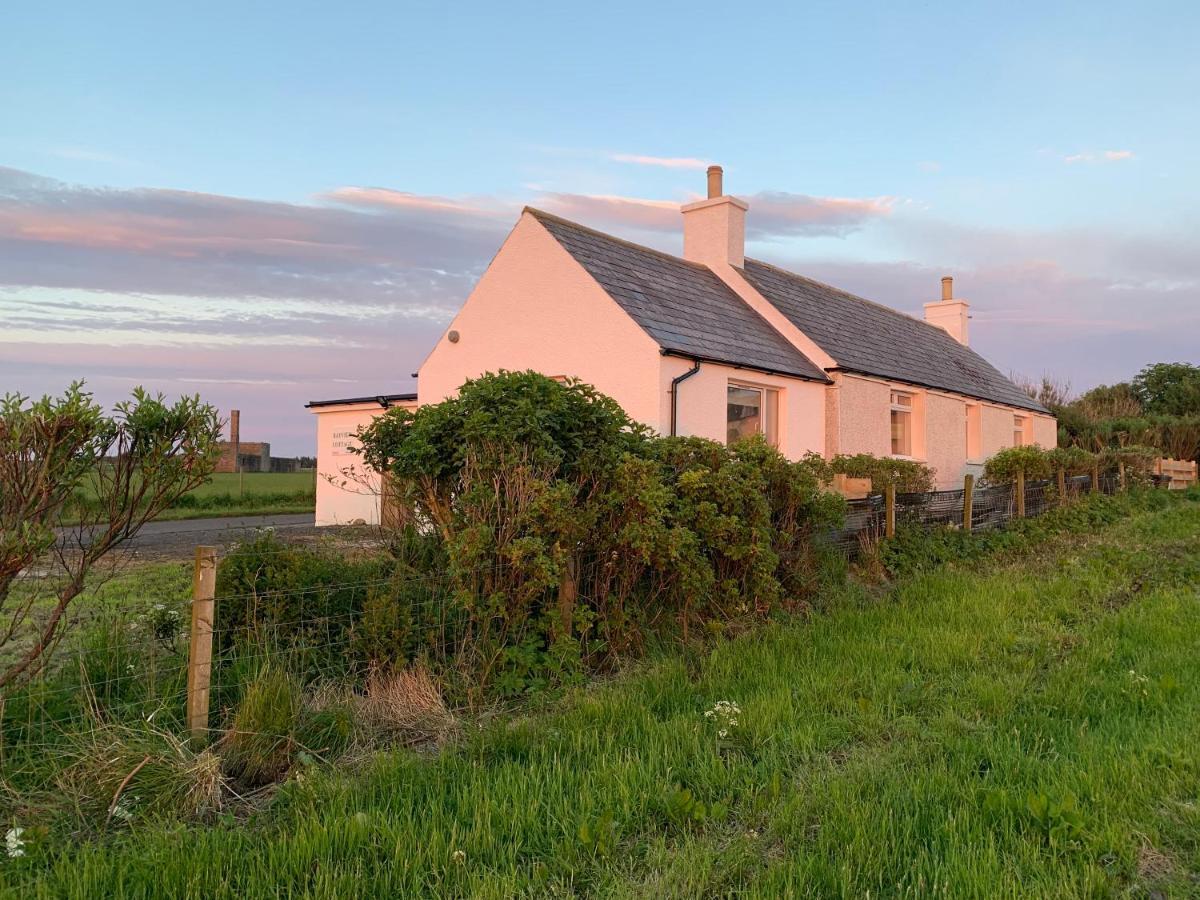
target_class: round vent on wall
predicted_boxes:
[447,330,460,343]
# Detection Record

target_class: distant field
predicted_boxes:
[72,470,317,521]
[188,471,316,499]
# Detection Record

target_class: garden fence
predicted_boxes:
[824,471,1124,554]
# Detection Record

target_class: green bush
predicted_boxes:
[353,372,845,701]
[983,445,1055,483]
[214,530,395,675]
[830,453,934,493]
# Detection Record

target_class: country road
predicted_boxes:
[58,513,331,561]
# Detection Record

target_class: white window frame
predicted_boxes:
[890,390,915,458]
[727,381,780,448]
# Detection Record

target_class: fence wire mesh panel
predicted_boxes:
[896,488,966,528]
[822,469,1133,556]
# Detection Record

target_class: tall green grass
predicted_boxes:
[3,495,1198,896]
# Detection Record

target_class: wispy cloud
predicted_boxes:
[917,160,942,174]
[1064,149,1136,164]
[48,146,131,165]
[533,190,894,240]
[610,153,709,169]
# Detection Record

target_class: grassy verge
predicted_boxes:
[5,492,1200,896]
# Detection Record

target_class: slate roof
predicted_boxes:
[527,209,829,383]
[740,260,1048,413]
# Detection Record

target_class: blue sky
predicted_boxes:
[2,1,1197,452]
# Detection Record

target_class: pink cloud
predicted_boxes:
[610,153,710,170]
[323,186,498,217]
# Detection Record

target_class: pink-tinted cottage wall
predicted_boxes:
[311,399,416,526]
[827,372,1056,489]
[418,212,663,425]
[659,355,826,456]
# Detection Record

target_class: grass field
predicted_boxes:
[73,470,317,521]
[6,494,1200,897]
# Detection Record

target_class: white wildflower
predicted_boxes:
[5,828,25,858]
[452,849,467,865]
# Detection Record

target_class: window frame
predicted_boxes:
[890,389,915,458]
[726,381,780,448]
[965,403,983,462]
[1013,414,1028,447]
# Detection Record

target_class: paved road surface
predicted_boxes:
[61,513,323,561]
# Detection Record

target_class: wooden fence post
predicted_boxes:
[1015,470,1025,519]
[962,473,974,532]
[884,483,896,539]
[1091,464,1100,494]
[187,546,217,744]
[1057,468,1067,505]
[1118,460,1127,492]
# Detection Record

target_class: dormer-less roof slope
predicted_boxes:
[527,209,829,383]
[740,259,1049,414]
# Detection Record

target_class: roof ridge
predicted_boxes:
[522,206,712,271]
[743,256,954,340]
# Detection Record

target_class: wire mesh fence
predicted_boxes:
[824,470,1132,553]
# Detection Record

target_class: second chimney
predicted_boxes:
[923,276,970,345]
[682,164,748,268]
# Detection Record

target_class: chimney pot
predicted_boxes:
[941,276,953,301]
[706,165,723,199]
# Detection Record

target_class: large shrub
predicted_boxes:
[354,372,844,701]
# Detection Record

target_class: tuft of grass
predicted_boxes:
[218,666,303,787]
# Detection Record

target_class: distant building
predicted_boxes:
[214,410,271,473]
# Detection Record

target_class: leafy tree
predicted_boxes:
[1071,382,1143,421]
[1132,362,1200,416]
[0,383,221,687]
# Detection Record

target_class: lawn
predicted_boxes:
[6,495,1200,897]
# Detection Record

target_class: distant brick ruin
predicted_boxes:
[214,409,277,473]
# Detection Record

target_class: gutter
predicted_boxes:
[669,359,701,437]
[660,349,830,384]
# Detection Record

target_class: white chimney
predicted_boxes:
[923,275,970,345]
[682,165,748,269]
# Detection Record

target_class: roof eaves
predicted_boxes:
[662,349,832,384]
[830,367,1050,414]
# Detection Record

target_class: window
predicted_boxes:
[890,390,913,456]
[727,384,778,446]
[1013,415,1028,447]
[965,404,982,460]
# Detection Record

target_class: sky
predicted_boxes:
[2,1,1198,454]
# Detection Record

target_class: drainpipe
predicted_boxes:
[669,359,701,436]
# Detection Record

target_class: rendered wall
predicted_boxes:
[312,402,397,526]
[418,213,665,429]
[1032,414,1058,449]
[832,373,1058,488]
[659,355,826,456]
